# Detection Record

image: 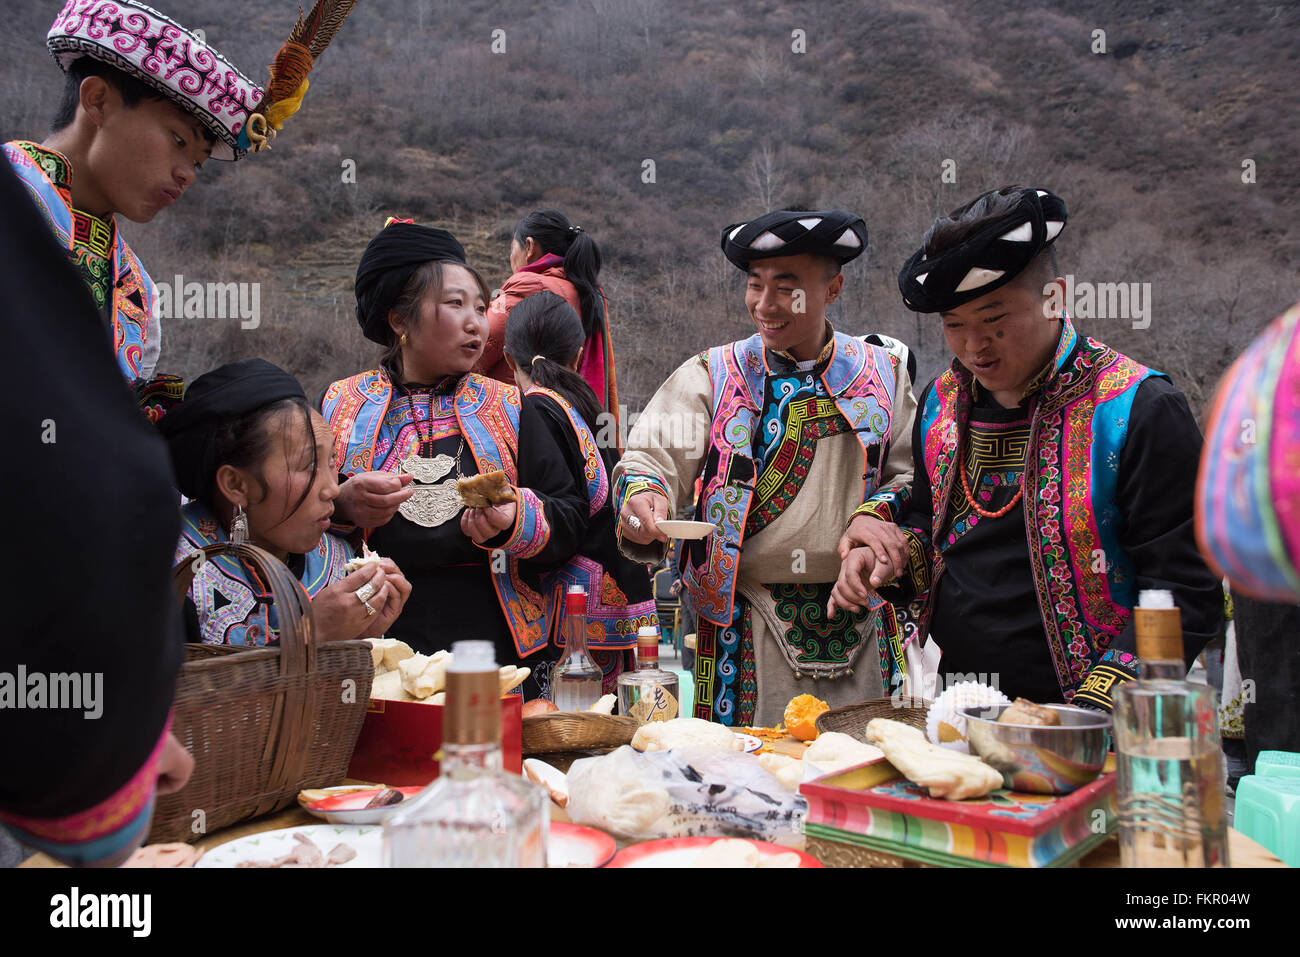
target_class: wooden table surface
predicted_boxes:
[21,766,1285,868]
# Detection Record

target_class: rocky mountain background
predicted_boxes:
[3,0,1296,412]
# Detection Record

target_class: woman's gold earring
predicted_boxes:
[400,333,408,346]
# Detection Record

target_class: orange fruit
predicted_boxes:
[784,694,829,741]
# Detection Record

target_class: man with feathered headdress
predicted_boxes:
[5,0,355,410]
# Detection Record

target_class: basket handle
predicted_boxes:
[174,542,319,811]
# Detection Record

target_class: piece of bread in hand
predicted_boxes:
[457,470,517,509]
[343,543,384,575]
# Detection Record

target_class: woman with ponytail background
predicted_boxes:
[479,209,620,438]
[504,291,656,695]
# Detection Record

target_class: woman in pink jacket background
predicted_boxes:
[478,208,620,441]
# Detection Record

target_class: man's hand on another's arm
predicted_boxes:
[837,514,907,587]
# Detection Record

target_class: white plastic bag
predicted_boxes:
[565,745,806,847]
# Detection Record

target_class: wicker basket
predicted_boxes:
[521,712,640,754]
[815,696,932,742]
[147,541,373,844]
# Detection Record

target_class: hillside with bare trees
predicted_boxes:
[2,0,1295,410]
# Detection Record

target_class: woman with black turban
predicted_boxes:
[322,219,595,695]
[162,357,412,645]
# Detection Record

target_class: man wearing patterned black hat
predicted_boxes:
[832,185,1223,711]
[613,209,920,728]
[5,1,353,407]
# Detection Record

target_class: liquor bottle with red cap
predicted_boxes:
[617,625,680,723]
[552,585,603,712]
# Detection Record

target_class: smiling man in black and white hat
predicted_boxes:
[611,208,920,728]
[833,185,1223,711]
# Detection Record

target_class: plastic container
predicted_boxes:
[1256,750,1300,780]
[1232,774,1300,867]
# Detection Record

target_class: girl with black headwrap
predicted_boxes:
[162,358,412,645]
[322,219,596,696]
[498,291,657,695]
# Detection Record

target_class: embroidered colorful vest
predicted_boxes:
[525,386,657,648]
[175,502,355,646]
[322,369,551,657]
[4,141,154,380]
[686,332,899,625]
[916,320,1161,698]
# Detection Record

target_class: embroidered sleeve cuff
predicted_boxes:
[855,484,911,525]
[1072,652,1140,712]
[489,486,551,559]
[614,474,670,515]
[852,499,895,524]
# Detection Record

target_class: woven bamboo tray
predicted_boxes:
[522,712,640,754]
[148,541,373,844]
[814,696,931,742]
[805,833,936,869]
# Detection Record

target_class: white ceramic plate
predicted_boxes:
[655,520,717,540]
[734,733,763,753]
[523,758,570,806]
[549,822,616,868]
[194,824,382,868]
[297,785,424,825]
[607,836,822,868]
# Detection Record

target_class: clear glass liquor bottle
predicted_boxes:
[551,585,603,712]
[383,641,548,867]
[1112,590,1230,867]
[617,626,680,723]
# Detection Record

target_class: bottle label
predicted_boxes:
[445,670,501,745]
[1133,608,1184,661]
[629,682,678,723]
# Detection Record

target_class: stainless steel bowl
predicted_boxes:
[963,704,1112,794]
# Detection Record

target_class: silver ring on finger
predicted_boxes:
[626,514,642,530]
[356,583,377,603]
[363,599,378,617]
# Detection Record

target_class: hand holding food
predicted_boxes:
[312,563,389,642]
[865,718,1003,800]
[335,470,415,528]
[456,470,517,508]
[358,558,412,640]
[460,500,518,543]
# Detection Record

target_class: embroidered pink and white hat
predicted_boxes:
[46,0,263,161]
